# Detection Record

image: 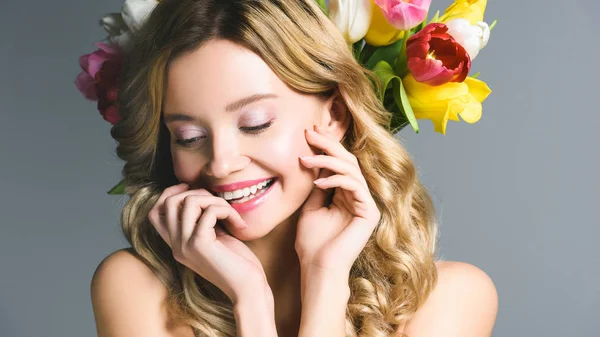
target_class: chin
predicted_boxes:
[229,224,277,242]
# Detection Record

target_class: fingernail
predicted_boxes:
[300,156,312,161]
[314,178,325,184]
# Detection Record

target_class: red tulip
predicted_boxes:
[406,23,471,86]
[75,42,124,125]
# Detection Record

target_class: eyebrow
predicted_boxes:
[163,93,278,124]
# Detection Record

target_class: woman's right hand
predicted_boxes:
[148,183,268,304]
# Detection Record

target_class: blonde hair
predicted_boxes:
[111,0,439,336]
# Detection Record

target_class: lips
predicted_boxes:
[209,177,274,193]
[227,178,277,214]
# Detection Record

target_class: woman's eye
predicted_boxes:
[174,121,272,147]
[240,121,273,135]
[174,136,205,147]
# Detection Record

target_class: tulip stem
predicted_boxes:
[401,30,411,55]
[394,29,412,77]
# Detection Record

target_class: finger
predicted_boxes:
[301,167,334,212]
[305,126,357,165]
[180,195,247,242]
[314,124,338,141]
[162,188,214,246]
[148,183,189,246]
[299,154,367,188]
[190,204,244,244]
[313,174,371,207]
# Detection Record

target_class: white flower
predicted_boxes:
[100,0,159,51]
[445,18,490,60]
[101,13,133,50]
[121,0,159,33]
[328,0,373,43]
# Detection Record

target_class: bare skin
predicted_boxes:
[91,40,498,337]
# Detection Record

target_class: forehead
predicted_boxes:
[164,39,287,114]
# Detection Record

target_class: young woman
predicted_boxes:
[90,1,498,336]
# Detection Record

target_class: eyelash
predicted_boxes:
[174,122,273,147]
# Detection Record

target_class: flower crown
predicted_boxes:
[75,0,497,194]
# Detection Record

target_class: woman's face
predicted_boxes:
[163,39,338,241]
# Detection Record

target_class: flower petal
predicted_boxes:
[122,0,158,32]
[375,0,431,30]
[78,53,90,72]
[87,54,108,79]
[408,57,454,85]
[440,0,487,24]
[364,0,405,46]
[457,97,482,124]
[75,71,98,100]
[464,77,492,102]
[94,42,120,55]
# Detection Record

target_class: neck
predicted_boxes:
[245,210,302,336]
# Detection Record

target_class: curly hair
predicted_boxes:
[111,0,439,336]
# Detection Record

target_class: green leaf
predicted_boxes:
[489,19,498,31]
[394,29,411,78]
[429,10,440,23]
[372,60,398,100]
[107,180,126,195]
[393,79,419,133]
[365,38,404,70]
[359,43,377,65]
[372,61,419,133]
[394,47,408,79]
[389,102,410,133]
[471,71,481,79]
[315,0,328,15]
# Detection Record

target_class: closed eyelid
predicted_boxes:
[176,128,206,138]
[238,109,275,124]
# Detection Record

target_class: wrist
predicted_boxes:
[298,266,350,337]
[300,263,350,298]
[300,265,350,304]
[233,284,277,337]
[232,279,274,309]
[230,277,273,306]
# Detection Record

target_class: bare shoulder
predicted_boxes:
[401,260,498,337]
[91,248,195,337]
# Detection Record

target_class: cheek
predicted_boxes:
[171,148,204,183]
[266,123,319,180]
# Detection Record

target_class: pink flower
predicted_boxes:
[374,0,432,31]
[406,23,471,86]
[75,42,124,125]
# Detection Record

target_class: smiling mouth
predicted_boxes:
[216,178,276,203]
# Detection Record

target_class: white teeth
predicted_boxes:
[217,178,273,201]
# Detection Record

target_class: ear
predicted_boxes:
[319,88,350,142]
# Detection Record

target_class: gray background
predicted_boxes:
[1,0,598,336]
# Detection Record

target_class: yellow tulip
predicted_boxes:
[440,0,487,25]
[364,0,404,46]
[402,73,491,134]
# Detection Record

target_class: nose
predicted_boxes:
[203,131,250,179]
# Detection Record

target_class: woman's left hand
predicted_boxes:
[296,124,381,275]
